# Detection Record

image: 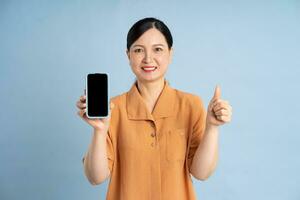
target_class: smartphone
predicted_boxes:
[86,73,109,118]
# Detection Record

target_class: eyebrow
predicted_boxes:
[132,44,165,48]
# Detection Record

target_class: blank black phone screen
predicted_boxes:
[87,73,108,117]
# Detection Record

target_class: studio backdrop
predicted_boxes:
[0,0,299,199]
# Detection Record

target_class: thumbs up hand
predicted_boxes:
[206,85,232,127]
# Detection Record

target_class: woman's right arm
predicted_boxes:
[83,129,110,185]
[76,94,114,185]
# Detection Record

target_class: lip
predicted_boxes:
[141,66,157,73]
[142,66,156,68]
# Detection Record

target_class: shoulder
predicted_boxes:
[108,92,127,124]
[173,88,207,126]
[110,93,125,104]
[110,93,126,113]
[173,88,205,109]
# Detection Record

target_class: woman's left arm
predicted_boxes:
[190,86,232,180]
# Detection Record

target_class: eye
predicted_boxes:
[155,47,163,52]
[133,48,143,53]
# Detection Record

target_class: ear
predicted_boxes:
[126,49,130,60]
[169,47,174,64]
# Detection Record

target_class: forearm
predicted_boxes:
[83,129,110,185]
[190,124,219,180]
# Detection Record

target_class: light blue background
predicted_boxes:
[1,0,299,199]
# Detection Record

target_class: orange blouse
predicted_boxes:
[87,79,206,200]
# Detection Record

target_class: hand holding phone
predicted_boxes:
[76,73,114,132]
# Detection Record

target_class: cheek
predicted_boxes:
[129,56,142,67]
[157,55,170,67]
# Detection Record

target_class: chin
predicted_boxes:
[138,75,165,83]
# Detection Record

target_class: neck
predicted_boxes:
[136,78,166,104]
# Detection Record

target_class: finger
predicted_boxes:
[209,98,219,108]
[77,102,86,109]
[216,115,226,122]
[217,115,231,122]
[213,102,230,112]
[222,116,231,122]
[214,116,226,125]
[212,85,221,100]
[80,95,86,102]
[209,98,220,111]
[214,109,229,116]
[77,109,86,117]
[76,100,85,109]
[77,109,84,117]
[213,103,228,112]
[210,100,230,114]
[212,99,229,108]
[214,105,232,114]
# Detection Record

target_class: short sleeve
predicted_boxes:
[187,96,207,171]
[106,130,114,173]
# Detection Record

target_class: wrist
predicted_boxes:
[205,122,219,132]
[93,128,108,138]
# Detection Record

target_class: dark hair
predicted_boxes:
[126,17,173,51]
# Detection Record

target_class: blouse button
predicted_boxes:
[150,122,155,127]
[151,133,155,137]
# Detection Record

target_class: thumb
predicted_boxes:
[212,85,221,100]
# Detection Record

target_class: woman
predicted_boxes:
[76,17,232,200]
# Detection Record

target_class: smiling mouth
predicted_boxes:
[141,66,157,72]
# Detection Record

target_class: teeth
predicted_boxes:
[142,67,156,71]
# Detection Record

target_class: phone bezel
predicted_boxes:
[85,73,110,119]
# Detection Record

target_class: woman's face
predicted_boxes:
[127,28,173,83]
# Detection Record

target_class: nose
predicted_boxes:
[143,52,152,63]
